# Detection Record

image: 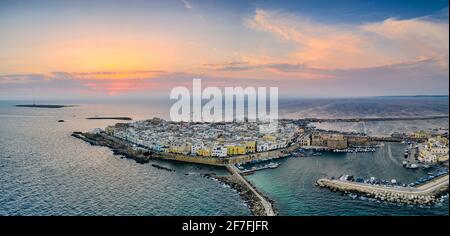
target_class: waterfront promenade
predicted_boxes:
[317,174,449,205]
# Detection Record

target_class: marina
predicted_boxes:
[403,143,419,169]
[333,166,449,189]
[332,147,377,153]
[317,174,449,205]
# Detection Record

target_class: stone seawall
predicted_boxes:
[225,143,300,165]
[221,165,276,216]
[316,175,449,205]
[72,132,298,166]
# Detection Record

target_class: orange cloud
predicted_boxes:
[245,9,449,70]
[362,17,449,69]
[70,70,166,80]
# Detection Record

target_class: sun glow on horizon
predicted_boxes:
[0,0,448,98]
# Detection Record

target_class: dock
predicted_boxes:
[238,162,280,174]
[403,143,420,169]
[317,174,449,205]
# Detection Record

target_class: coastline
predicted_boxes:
[71,131,277,216]
[87,117,133,121]
[71,129,448,213]
[215,174,277,216]
[15,104,76,108]
[71,131,300,166]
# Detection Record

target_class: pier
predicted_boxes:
[317,174,449,205]
[237,162,280,174]
[403,143,419,169]
[224,165,276,216]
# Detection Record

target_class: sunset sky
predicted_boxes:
[0,0,448,99]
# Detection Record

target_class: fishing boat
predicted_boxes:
[406,163,419,169]
[268,162,280,169]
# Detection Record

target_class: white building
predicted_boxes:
[191,141,204,154]
[211,146,228,157]
[92,128,103,134]
[257,142,269,152]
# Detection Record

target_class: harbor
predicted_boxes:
[403,142,420,169]
[236,162,280,174]
[69,114,448,216]
[71,131,279,216]
[332,147,376,153]
[317,173,449,205]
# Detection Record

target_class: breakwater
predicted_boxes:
[219,165,276,216]
[316,175,449,205]
[151,164,175,172]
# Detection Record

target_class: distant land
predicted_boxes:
[15,104,76,108]
[87,117,132,121]
[376,95,449,98]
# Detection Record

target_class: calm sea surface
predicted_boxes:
[0,98,448,215]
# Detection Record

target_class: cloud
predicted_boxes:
[1,9,448,99]
[67,70,167,80]
[245,9,449,70]
[180,0,192,9]
[204,62,307,73]
[0,74,47,84]
[0,58,448,99]
[361,17,449,69]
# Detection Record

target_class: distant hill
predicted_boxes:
[15,104,76,108]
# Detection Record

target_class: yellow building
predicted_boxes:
[434,136,449,146]
[196,148,211,157]
[262,134,276,142]
[438,155,449,162]
[413,130,430,139]
[169,143,192,154]
[245,141,256,153]
[226,145,246,155]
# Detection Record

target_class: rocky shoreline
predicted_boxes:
[215,175,277,216]
[316,176,449,206]
[72,131,276,216]
[72,132,153,164]
[151,164,175,172]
